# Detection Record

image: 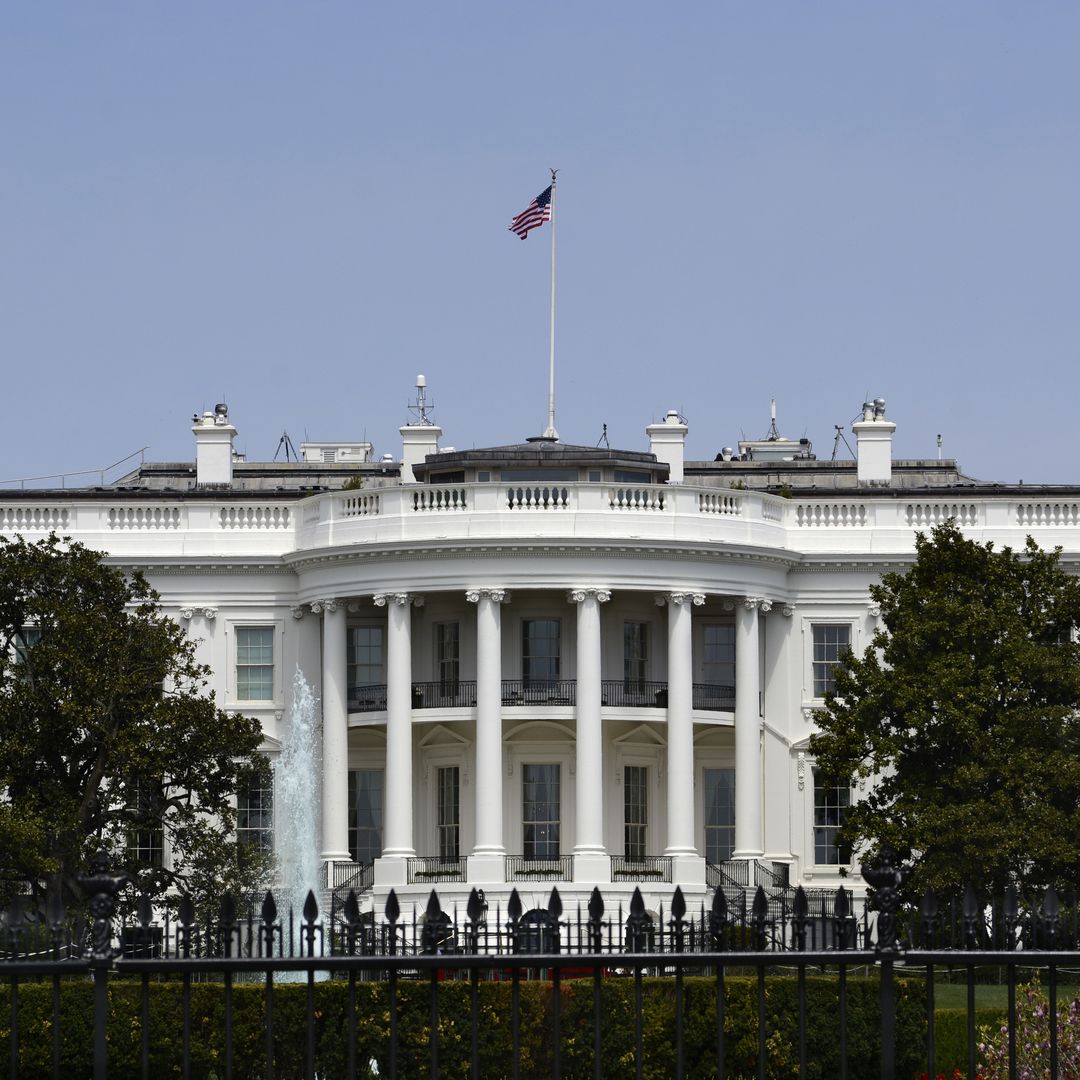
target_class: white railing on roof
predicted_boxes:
[108,507,182,530]
[219,506,291,530]
[0,507,69,531]
[905,502,980,528]
[793,503,867,528]
[1016,502,1080,527]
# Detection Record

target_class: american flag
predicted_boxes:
[508,185,552,239]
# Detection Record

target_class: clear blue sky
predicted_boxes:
[3,3,1078,484]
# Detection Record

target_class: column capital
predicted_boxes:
[310,598,338,614]
[179,608,194,621]
[290,605,305,620]
[740,596,773,612]
[202,607,218,621]
[782,603,796,618]
[373,592,422,608]
[667,591,705,607]
[466,588,510,604]
[567,588,611,604]
[867,601,882,618]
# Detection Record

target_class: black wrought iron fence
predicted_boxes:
[2,848,1080,1079]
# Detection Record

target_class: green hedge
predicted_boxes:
[0,973,926,1079]
[927,1007,1006,1075]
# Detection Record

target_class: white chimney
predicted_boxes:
[852,398,896,485]
[192,403,237,486]
[646,409,688,484]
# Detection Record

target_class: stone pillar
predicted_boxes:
[570,588,611,882]
[734,597,766,859]
[315,599,350,862]
[375,592,420,879]
[661,592,704,870]
[467,588,508,883]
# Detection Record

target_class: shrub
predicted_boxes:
[978,976,1080,1079]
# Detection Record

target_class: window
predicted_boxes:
[236,627,274,701]
[624,765,648,859]
[348,626,385,689]
[12,626,41,665]
[435,623,460,694]
[703,767,735,863]
[522,763,560,858]
[502,468,577,482]
[349,768,384,863]
[237,771,273,853]
[437,766,460,860]
[813,770,851,865]
[614,469,651,483]
[702,625,735,688]
[623,622,648,692]
[126,778,164,869]
[522,619,560,687]
[812,624,851,697]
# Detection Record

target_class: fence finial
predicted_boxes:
[76,850,128,961]
[861,844,910,954]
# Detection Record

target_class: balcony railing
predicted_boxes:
[611,855,672,882]
[331,860,375,891]
[347,684,388,712]
[506,855,573,880]
[410,681,478,709]
[500,680,576,706]
[692,682,736,711]
[407,856,467,884]
[600,680,668,708]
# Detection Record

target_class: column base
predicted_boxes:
[466,852,506,884]
[572,852,611,885]
[373,856,409,888]
[732,850,765,862]
[668,854,707,887]
[320,853,353,887]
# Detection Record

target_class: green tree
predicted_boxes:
[810,521,1080,897]
[0,533,271,910]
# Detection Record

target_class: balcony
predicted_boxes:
[611,855,673,882]
[407,856,467,884]
[506,855,573,881]
[347,679,738,713]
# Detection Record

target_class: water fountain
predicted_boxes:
[273,667,321,954]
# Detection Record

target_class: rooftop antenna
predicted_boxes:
[766,398,781,441]
[937,433,943,461]
[596,423,609,449]
[274,431,298,462]
[408,374,434,424]
[830,409,861,461]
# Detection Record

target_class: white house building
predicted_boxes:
[4,391,1076,918]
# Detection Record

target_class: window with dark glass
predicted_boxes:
[614,469,651,483]
[127,778,164,869]
[237,771,274,853]
[813,770,851,865]
[236,627,274,701]
[522,763,560,858]
[13,626,41,665]
[703,767,735,863]
[623,622,648,693]
[522,619,560,687]
[437,766,460,860]
[702,625,735,688]
[624,765,648,859]
[812,625,851,697]
[435,623,460,695]
[348,626,385,695]
[348,768,384,863]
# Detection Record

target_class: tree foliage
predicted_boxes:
[810,521,1080,897]
[0,534,270,910]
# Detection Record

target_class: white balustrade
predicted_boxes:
[219,505,291,529]
[793,503,867,527]
[1016,502,1080,527]
[0,507,69,531]
[108,507,182,530]
[608,486,665,511]
[340,493,381,517]
[905,503,980,527]
[412,487,468,512]
[698,492,742,516]
[505,485,570,510]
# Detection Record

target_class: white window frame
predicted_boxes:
[226,619,284,706]
[801,617,858,705]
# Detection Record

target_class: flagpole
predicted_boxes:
[544,168,559,440]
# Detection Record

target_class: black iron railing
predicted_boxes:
[706,859,750,888]
[410,681,478,709]
[505,855,573,880]
[500,680,576,706]
[347,683,388,712]
[692,682,736,710]
[331,860,375,891]
[600,680,668,708]
[407,856,467,884]
[611,855,672,882]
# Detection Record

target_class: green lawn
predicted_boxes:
[932,979,1080,1010]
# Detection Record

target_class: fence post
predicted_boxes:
[76,851,128,1080]
[862,845,910,1080]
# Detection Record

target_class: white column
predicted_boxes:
[377,592,418,867]
[316,599,350,862]
[467,588,508,882]
[734,597,765,859]
[571,588,610,881]
[663,591,703,857]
